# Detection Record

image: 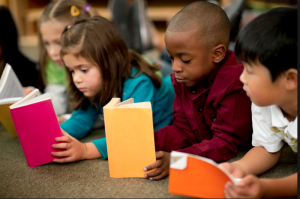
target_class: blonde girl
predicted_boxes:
[38,0,97,119]
[51,16,175,163]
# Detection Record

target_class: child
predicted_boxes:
[220,7,297,198]
[37,0,97,118]
[51,16,175,163]
[143,1,253,180]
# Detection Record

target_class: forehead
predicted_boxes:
[165,29,206,53]
[40,20,69,40]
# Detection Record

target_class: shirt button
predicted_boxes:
[198,106,203,112]
[210,115,216,122]
[191,89,197,94]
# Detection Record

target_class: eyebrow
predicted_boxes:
[166,50,191,56]
[65,64,89,69]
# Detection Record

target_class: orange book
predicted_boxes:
[103,98,156,178]
[169,151,241,198]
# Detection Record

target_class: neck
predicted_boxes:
[279,91,298,122]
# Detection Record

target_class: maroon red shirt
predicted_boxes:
[154,50,252,162]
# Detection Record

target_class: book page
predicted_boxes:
[10,89,41,108]
[0,64,24,99]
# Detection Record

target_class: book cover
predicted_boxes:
[0,63,24,137]
[103,98,156,178]
[9,89,63,167]
[169,151,241,198]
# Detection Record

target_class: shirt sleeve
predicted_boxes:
[154,75,199,153]
[251,103,284,152]
[176,87,252,162]
[60,105,101,140]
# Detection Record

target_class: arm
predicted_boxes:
[177,87,252,162]
[60,105,100,140]
[225,172,297,198]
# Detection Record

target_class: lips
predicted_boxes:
[78,88,87,92]
[175,76,187,83]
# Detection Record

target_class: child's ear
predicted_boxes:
[212,44,226,63]
[285,69,297,91]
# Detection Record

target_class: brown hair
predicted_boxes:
[60,16,162,110]
[37,0,98,87]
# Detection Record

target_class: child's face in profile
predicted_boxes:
[165,29,216,87]
[40,20,69,67]
[63,54,102,97]
[240,62,285,107]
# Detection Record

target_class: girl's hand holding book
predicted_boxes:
[52,128,86,163]
[219,162,246,178]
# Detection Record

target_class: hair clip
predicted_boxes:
[71,5,80,16]
[67,25,71,29]
[84,4,91,13]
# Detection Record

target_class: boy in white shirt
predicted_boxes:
[220,7,297,198]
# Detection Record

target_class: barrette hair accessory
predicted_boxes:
[71,5,80,16]
[67,25,71,29]
[84,4,91,13]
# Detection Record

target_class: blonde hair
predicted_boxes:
[37,0,98,87]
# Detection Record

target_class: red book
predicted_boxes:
[9,89,63,167]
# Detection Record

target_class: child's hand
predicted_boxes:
[23,87,34,96]
[219,162,245,178]
[143,151,170,180]
[224,174,264,198]
[57,116,66,124]
[52,128,86,163]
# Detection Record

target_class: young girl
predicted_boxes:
[51,16,175,163]
[37,0,97,120]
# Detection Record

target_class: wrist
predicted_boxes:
[82,143,88,160]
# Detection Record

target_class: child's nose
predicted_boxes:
[172,61,183,73]
[239,70,247,85]
[73,72,83,83]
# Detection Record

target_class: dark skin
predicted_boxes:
[144,29,227,180]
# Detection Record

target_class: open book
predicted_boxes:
[9,89,63,167]
[0,63,24,137]
[103,98,156,178]
[169,151,241,198]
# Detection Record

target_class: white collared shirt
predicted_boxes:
[252,103,297,153]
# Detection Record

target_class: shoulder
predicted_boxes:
[123,68,154,94]
[214,50,244,87]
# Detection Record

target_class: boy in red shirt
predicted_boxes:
[144,1,252,180]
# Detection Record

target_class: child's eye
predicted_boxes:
[168,56,174,61]
[81,69,88,73]
[44,42,49,46]
[69,69,74,74]
[245,67,252,74]
[181,60,191,64]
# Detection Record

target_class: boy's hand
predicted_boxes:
[144,151,170,180]
[51,128,86,163]
[224,174,264,198]
[220,162,245,178]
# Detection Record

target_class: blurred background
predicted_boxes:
[0,0,297,62]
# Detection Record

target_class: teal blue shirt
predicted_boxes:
[60,68,175,159]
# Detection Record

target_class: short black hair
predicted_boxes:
[235,7,297,82]
[167,1,230,49]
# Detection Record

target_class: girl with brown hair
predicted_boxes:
[51,16,175,163]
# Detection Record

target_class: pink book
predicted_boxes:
[9,89,63,167]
